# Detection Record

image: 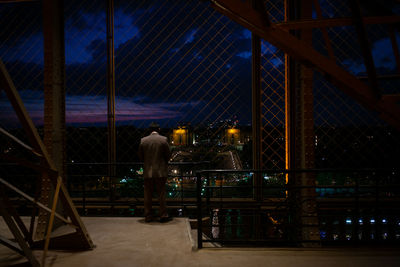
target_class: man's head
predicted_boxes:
[149,122,160,132]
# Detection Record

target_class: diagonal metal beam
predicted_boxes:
[0,127,42,157]
[0,235,23,255]
[276,15,400,30]
[0,187,40,267]
[0,0,38,3]
[350,0,380,99]
[0,177,73,225]
[312,0,334,59]
[0,58,95,249]
[0,59,56,171]
[210,0,400,131]
[389,26,400,74]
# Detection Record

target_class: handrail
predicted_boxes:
[195,168,400,249]
[196,168,398,173]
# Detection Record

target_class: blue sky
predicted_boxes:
[0,0,399,128]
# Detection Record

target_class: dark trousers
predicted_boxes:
[144,177,167,218]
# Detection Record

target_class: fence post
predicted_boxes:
[82,174,86,215]
[352,173,360,244]
[197,172,203,249]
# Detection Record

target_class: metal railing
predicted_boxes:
[196,169,400,248]
[2,163,400,248]
[66,161,210,216]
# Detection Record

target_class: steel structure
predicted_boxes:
[1,0,400,253]
[210,0,400,131]
[196,169,400,248]
[0,59,94,266]
[0,1,93,265]
[36,0,67,241]
[208,0,400,246]
[106,0,117,204]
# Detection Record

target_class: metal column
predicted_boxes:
[285,0,320,246]
[38,0,66,239]
[251,0,263,241]
[43,0,66,179]
[107,0,117,204]
[251,0,262,201]
[284,0,298,243]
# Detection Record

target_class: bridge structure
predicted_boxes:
[1,0,400,264]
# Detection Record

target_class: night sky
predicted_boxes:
[0,0,399,128]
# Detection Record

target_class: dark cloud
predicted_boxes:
[0,1,42,46]
[85,38,107,61]
[1,0,399,129]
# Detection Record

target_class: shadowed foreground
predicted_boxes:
[1,217,399,267]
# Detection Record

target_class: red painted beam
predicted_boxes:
[210,0,400,131]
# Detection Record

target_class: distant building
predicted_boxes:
[225,128,240,145]
[171,125,193,146]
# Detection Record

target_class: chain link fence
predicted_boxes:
[1,0,399,206]
[261,0,286,170]
[313,0,400,169]
[0,1,43,141]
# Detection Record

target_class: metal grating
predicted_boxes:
[0,1,43,140]
[1,0,399,197]
[261,0,286,170]
[312,0,400,169]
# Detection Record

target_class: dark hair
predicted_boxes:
[149,122,160,132]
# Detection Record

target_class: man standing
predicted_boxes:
[138,122,171,223]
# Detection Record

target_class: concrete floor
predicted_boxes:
[1,217,400,267]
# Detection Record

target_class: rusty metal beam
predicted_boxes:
[0,187,40,267]
[0,58,95,250]
[42,0,66,177]
[250,0,263,241]
[210,0,400,131]
[284,0,297,174]
[107,0,116,204]
[350,0,380,99]
[358,74,400,80]
[389,26,400,74]
[0,127,42,157]
[313,0,334,59]
[298,0,319,246]
[0,178,73,225]
[43,0,66,175]
[0,0,38,3]
[251,0,262,200]
[0,183,34,247]
[0,60,55,169]
[284,0,299,244]
[40,0,67,239]
[276,15,400,30]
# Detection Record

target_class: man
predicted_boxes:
[138,122,171,223]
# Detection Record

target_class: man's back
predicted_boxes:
[139,132,170,178]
